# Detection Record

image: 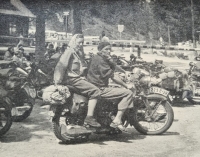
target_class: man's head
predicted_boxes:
[48,44,54,49]
[98,42,111,51]
[98,42,111,56]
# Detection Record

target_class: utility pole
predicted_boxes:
[191,0,196,48]
[168,25,171,46]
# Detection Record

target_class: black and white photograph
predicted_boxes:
[0,0,200,156]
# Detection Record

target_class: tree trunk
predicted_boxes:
[70,1,82,35]
[35,13,46,63]
[191,0,196,48]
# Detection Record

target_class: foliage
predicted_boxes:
[23,0,200,44]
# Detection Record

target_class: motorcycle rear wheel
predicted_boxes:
[131,99,174,135]
[0,102,12,136]
[52,106,90,143]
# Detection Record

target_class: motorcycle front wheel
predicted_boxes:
[0,101,12,136]
[131,98,174,135]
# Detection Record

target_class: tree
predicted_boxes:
[70,0,83,34]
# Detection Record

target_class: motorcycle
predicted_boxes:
[186,57,200,104]
[126,66,174,135]
[42,66,174,143]
[0,62,37,122]
[160,66,199,104]
[0,85,12,136]
[141,59,198,105]
[111,54,146,71]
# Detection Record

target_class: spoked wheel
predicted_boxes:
[131,98,174,135]
[52,106,91,143]
[0,102,12,136]
[12,96,34,122]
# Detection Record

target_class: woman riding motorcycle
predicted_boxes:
[54,34,101,127]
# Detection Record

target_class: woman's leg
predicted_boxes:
[67,78,101,127]
[87,99,98,116]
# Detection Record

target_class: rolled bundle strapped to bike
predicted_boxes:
[42,85,71,105]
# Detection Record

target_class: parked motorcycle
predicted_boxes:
[111,54,146,71]
[161,69,197,104]
[0,62,36,122]
[0,86,12,136]
[141,59,198,105]
[187,57,200,104]
[126,66,174,135]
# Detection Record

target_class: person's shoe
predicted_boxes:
[110,121,129,133]
[84,116,101,127]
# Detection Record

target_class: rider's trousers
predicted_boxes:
[100,87,134,110]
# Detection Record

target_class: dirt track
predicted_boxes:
[1,52,200,157]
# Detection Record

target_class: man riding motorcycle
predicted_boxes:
[87,42,135,132]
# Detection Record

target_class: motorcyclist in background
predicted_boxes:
[12,50,31,72]
[4,46,15,61]
[44,44,56,60]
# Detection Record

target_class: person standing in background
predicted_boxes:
[100,31,110,42]
[4,46,15,61]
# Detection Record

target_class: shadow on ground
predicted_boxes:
[0,100,52,143]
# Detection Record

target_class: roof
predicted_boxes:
[0,0,35,18]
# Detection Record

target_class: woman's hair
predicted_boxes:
[68,34,84,48]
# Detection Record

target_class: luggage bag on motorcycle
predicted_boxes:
[161,77,178,90]
[159,71,179,90]
[42,85,71,105]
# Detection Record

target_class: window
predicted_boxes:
[9,23,16,36]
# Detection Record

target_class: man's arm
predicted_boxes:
[111,73,128,88]
[98,64,114,79]
[115,65,126,73]
[54,49,72,85]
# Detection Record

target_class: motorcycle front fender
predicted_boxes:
[23,83,36,99]
[147,94,167,101]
